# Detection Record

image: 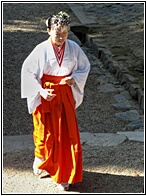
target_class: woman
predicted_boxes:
[21,11,90,191]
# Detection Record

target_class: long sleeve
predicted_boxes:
[70,42,90,108]
[21,46,43,99]
[21,45,45,113]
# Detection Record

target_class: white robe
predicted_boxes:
[21,38,90,114]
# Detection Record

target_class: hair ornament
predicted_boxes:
[46,11,71,28]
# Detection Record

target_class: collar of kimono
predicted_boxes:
[51,38,65,66]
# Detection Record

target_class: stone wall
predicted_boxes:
[86,34,144,112]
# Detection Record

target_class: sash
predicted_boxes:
[41,74,69,113]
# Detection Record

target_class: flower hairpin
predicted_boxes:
[46,11,71,27]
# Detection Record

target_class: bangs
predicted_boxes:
[51,24,70,32]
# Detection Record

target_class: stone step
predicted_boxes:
[68,3,97,25]
[3,132,144,154]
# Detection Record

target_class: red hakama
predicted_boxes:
[32,74,82,184]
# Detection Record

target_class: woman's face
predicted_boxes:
[48,25,68,46]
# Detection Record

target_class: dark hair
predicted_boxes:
[46,15,53,29]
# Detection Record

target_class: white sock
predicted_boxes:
[33,157,45,175]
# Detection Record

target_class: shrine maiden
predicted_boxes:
[21,11,90,191]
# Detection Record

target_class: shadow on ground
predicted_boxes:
[38,171,144,193]
[3,150,144,193]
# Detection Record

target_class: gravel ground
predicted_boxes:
[3,2,144,194]
[3,140,144,193]
[83,3,144,89]
[3,3,130,136]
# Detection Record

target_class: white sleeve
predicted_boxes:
[21,46,43,99]
[21,46,45,114]
[70,43,90,108]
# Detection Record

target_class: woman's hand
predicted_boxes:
[59,76,75,86]
[40,88,56,101]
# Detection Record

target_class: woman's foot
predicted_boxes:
[33,157,45,175]
[58,182,69,191]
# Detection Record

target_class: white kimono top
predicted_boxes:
[21,38,90,114]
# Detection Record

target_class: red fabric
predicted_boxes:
[32,74,82,184]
